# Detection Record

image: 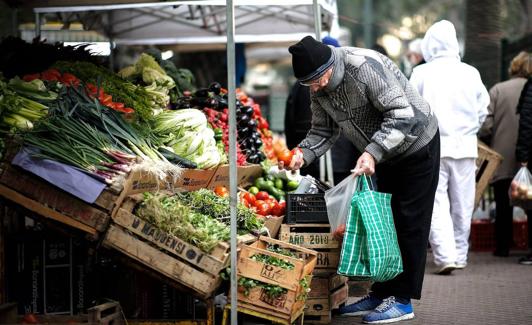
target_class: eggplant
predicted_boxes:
[254,137,263,147]
[209,82,222,95]
[243,106,254,116]
[238,114,250,125]
[258,151,266,161]
[238,127,250,136]
[158,148,197,168]
[248,119,258,129]
[247,153,259,163]
[236,105,242,116]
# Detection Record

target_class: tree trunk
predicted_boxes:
[463,0,503,88]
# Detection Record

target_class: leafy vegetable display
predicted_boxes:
[176,188,264,234]
[136,192,230,253]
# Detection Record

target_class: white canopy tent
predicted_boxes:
[31,2,336,323]
[33,0,339,45]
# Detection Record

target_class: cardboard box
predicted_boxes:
[208,164,262,189]
[124,167,217,195]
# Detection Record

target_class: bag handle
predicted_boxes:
[356,174,375,192]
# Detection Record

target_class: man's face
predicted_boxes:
[407,52,423,65]
[300,68,333,93]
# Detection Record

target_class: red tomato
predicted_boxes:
[279,201,286,215]
[256,191,270,201]
[99,94,113,106]
[270,202,283,216]
[243,192,256,205]
[214,186,229,197]
[256,202,270,216]
[241,199,251,208]
[277,150,293,166]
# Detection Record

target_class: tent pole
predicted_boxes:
[226,1,238,325]
[313,0,321,38]
[35,13,41,39]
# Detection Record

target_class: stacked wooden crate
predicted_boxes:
[235,236,318,324]
[279,224,348,324]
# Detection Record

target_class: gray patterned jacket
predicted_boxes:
[299,47,438,165]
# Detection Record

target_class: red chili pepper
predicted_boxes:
[41,70,60,82]
[61,73,80,86]
[23,74,41,82]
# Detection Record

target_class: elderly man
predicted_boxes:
[282,36,440,324]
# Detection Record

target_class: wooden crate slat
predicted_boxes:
[238,236,317,291]
[279,224,339,249]
[0,184,98,235]
[103,225,220,298]
[305,298,330,316]
[0,165,110,232]
[112,209,228,276]
[330,284,348,309]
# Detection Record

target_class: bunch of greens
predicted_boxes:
[238,277,288,299]
[118,53,176,111]
[153,109,221,169]
[177,188,263,234]
[0,79,49,131]
[53,61,154,122]
[143,48,196,105]
[136,192,230,252]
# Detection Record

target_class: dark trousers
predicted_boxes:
[493,179,513,254]
[371,133,440,300]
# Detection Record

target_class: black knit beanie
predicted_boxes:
[289,36,334,82]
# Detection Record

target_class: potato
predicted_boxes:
[527,190,532,200]
[518,184,528,194]
[511,180,519,191]
[511,190,520,200]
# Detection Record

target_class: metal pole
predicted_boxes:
[363,0,373,47]
[313,0,321,38]
[35,13,41,40]
[226,1,238,325]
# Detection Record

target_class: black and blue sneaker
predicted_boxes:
[337,294,383,316]
[362,296,414,324]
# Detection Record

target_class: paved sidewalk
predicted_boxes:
[334,251,532,325]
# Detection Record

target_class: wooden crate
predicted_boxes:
[236,236,318,321]
[279,224,340,271]
[104,207,257,298]
[305,274,348,324]
[112,208,232,276]
[103,224,222,299]
[475,142,503,207]
[0,163,128,237]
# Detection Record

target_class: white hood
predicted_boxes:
[421,20,460,62]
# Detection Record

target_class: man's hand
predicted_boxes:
[521,162,528,167]
[278,148,304,171]
[352,152,376,176]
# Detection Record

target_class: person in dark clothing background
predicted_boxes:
[516,75,532,265]
[284,36,358,183]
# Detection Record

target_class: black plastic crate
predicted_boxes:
[286,193,328,224]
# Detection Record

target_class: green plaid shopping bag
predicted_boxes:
[337,175,403,282]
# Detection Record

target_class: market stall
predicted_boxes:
[0,1,344,324]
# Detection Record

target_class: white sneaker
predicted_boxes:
[455,262,467,269]
[436,263,457,275]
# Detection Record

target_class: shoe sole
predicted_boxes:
[338,310,372,317]
[436,265,456,275]
[519,261,532,265]
[362,312,415,324]
[455,265,466,270]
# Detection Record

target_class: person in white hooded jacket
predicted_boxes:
[410,20,489,275]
